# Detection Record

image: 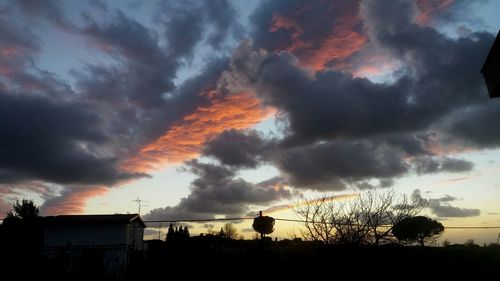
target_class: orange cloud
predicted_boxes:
[124,92,273,173]
[270,13,311,54]
[307,29,366,71]
[415,0,453,25]
[42,186,109,215]
[270,3,367,72]
[352,54,399,78]
[435,176,471,186]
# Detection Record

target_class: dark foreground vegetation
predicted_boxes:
[130,239,500,279]
[2,198,499,279]
[1,235,500,280]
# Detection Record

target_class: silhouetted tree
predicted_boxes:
[3,199,39,226]
[221,223,238,240]
[0,199,42,269]
[465,239,479,247]
[252,211,274,239]
[392,216,444,246]
[165,223,190,244]
[294,189,426,245]
[166,223,175,242]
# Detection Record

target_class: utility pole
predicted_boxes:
[132,197,149,215]
[158,223,162,240]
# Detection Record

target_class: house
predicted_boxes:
[42,214,146,277]
[481,30,500,98]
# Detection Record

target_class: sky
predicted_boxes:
[0,0,499,243]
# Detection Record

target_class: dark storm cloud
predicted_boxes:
[412,189,481,218]
[143,160,291,220]
[272,140,408,190]
[0,0,241,197]
[439,102,500,148]
[203,0,496,193]
[202,129,273,168]
[249,29,493,145]
[74,7,236,143]
[0,93,146,185]
[81,11,177,108]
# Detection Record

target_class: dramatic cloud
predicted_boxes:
[412,189,481,218]
[124,93,272,172]
[203,129,273,168]
[0,93,144,185]
[204,0,492,194]
[41,185,109,215]
[252,0,366,71]
[0,182,58,215]
[272,140,408,190]
[144,160,291,220]
[0,0,497,218]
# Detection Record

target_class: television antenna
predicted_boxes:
[132,197,149,215]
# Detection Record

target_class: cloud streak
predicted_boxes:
[124,92,272,173]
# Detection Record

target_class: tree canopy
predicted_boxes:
[252,213,275,239]
[392,216,444,246]
[3,199,39,226]
[220,223,239,240]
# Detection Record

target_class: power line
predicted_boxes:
[1,215,499,230]
[144,217,253,224]
[142,217,500,229]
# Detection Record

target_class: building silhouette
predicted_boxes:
[481,30,500,98]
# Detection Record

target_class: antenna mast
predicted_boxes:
[132,197,149,215]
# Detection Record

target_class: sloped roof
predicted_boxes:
[481,30,500,98]
[481,30,500,73]
[43,214,146,228]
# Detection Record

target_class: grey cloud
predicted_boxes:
[413,157,474,175]
[428,199,481,217]
[206,0,495,192]
[272,140,408,190]
[203,129,273,168]
[439,102,500,149]
[412,189,481,218]
[81,11,177,108]
[439,195,458,202]
[0,93,145,185]
[144,160,291,220]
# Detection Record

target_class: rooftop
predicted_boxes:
[43,213,146,228]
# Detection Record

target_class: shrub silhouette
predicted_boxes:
[252,212,274,239]
[392,216,444,246]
